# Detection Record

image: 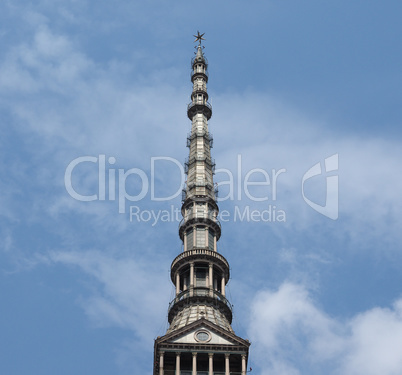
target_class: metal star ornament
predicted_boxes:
[193,31,205,45]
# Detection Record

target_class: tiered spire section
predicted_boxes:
[153,34,250,375]
[183,43,216,205]
[171,40,229,332]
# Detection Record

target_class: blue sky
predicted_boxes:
[1,1,402,374]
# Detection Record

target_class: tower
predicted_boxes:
[153,32,250,375]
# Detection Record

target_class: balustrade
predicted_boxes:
[168,287,232,314]
[179,210,220,229]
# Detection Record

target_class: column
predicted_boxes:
[192,352,197,375]
[159,352,164,375]
[221,276,226,296]
[209,264,213,297]
[184,232,187,251]
[225,353,230,375]
[208,353,214,375]
[176,353,181,375]
[241,354,246,375]
[176,273,180,296]
[190,262,194,297]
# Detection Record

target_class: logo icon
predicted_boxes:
[302,154,339,220]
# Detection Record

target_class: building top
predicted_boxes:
[153,33,250,375]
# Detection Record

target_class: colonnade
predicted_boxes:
[158,352,247,375]
[175,262,226,297]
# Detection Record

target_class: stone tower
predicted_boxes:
[153,32,250,375]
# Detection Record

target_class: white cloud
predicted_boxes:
[48,250,171,342]
[249,282,402,375]
[340,300,402,375]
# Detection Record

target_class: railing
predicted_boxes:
[184,155,215,170]
[182,183,218,202]
[186,131,213,148]
[191,70,209,81]
[214,184,219,199]
[168,287,232,314]
[191,54,209,66]
[187,101,212,120]
[185,181,214,189]
[171,248,229,271]
[179,211,221,230]
[184,210,217,220]
[188,101,212,113]
[182,187,218,202]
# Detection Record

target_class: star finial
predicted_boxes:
[193,31,205,46]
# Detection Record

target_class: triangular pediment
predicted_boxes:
[155,318,250,349]
[172,324,234,345]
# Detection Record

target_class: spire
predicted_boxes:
[153,34,250,375]
[171,34,228,332]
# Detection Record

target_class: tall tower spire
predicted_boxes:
[153,34,250,375]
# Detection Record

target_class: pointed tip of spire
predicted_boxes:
[192,44,207,67]
[196,44,204,58]
[191,32,208,67]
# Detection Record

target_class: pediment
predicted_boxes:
[171,325,235,345]
[156,318,250,348]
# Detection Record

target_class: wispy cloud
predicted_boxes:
[48,250,171,341]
